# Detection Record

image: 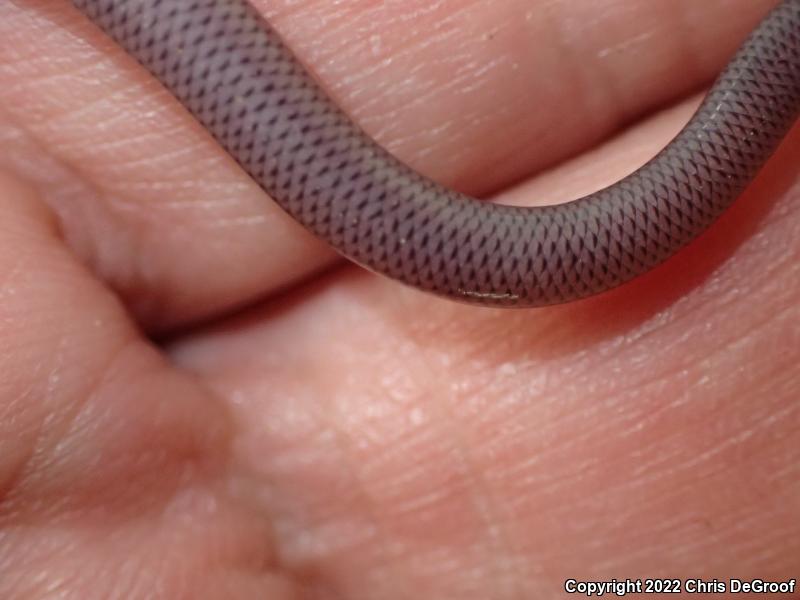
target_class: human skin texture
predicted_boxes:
[0,1,798,599]
[69,0,800,306]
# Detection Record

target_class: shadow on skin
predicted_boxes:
[171,121,800,365]
[367,122,800,362]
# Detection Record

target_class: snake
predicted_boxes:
[70,0,800,307]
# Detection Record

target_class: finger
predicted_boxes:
[0,0,779,330]
[0,173,297,598]
[169,99,800,597]
[257,0,780,191]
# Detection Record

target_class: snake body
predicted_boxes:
[71,0,800,306]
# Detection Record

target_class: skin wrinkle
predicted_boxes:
[469,293,796,504]
[347,22,489,172]
[671,2,705,84]
[1,118,160,276]
[15,342,135,519]
[586,292,788,410]
[652,385,785,482]
[533,440,765,573]
[0,238,89,522]
[634,428,789,532]
[6,307,126,513]
[460,445,543,597]
[545,2,619,140]
[312,330,506,592]
[433,380,521,599]
[618,4,699,116]
[315,397,394,576]
[248,377,384,574]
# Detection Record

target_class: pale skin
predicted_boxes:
[0,0,798,598]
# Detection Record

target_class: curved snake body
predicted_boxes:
[71,0,800,306]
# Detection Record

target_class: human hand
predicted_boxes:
[0,0,797,598]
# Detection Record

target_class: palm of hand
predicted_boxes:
[0,1,798,598]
